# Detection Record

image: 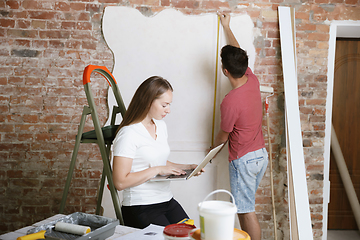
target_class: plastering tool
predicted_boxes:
[261,85,277,240]
[17,230,47,240]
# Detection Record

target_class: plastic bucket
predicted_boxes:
[198,189,237,240]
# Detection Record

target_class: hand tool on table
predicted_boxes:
[17,222,91,240]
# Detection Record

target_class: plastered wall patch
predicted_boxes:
[101,7,256,225]
[102,6,255,151]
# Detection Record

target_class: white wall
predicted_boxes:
[101,6,256,227]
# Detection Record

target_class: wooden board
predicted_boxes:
[278,6,314,240]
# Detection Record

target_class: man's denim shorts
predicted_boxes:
[229,148,268,214]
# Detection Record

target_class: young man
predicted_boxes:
[210,13,269,240]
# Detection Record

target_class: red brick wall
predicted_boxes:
[0,0,359,239]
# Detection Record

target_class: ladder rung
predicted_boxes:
[79,125,120,142]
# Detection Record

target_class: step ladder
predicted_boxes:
[59,65,126,225]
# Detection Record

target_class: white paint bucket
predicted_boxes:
[198,189,237,240]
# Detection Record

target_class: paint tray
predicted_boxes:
[27,212,119,240]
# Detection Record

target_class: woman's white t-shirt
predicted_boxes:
[113,119,173,206]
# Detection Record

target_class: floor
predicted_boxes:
[327,230,360,240]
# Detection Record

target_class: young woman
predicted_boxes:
[112,76,202,229]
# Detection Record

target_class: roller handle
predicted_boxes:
[17,230,45,240]
[265,97,270,114]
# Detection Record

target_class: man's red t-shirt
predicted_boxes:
[220,67,265,162]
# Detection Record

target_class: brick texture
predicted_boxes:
[0,0,359,239]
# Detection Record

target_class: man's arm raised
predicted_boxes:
[218,13,240,48]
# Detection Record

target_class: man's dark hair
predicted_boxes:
[220,45,248,78]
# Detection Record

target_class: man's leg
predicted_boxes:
[238,212,261,240]
[229,149,268,240]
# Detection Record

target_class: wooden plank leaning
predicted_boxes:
[278,6,314,240]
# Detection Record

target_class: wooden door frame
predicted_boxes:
[324,21,360,240]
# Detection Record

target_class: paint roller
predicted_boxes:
[54,222,91,235]
[261,85,278,240]
[17,222,91,240]
[260,85,274,94]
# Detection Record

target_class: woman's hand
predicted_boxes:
[166,162,205,177]
[156,165,186,176]
[113,157,187,191]
[186,164,205,177]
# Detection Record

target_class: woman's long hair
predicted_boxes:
[117,76,173,132]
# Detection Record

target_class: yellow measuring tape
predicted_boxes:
[211,15,221,146]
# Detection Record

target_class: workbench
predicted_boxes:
[0,214,138,240]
